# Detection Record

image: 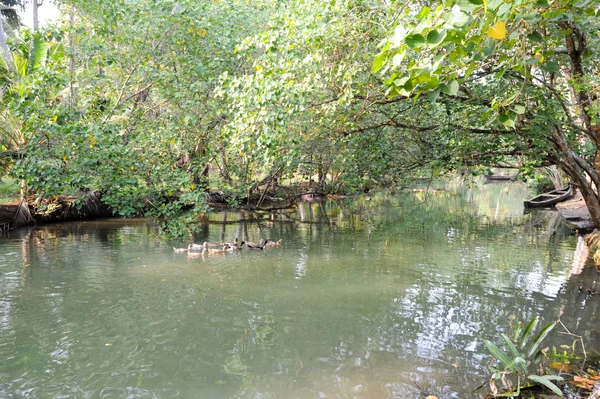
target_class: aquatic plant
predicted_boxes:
[482,317,563,397]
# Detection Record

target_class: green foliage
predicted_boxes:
[4,0,597,234]
[0,176,20,203]
[483,317,563,397]
[1,0,273,221]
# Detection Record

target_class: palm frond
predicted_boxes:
[28,34,49,72]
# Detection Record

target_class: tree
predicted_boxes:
[373,0,600,225]
[217,0,448,194]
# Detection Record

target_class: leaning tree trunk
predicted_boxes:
[551,126,600,227]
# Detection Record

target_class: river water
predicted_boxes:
[0,181,598,398]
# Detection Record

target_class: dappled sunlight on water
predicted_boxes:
[0,180,594,398]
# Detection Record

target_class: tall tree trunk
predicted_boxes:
[69,4,76,110]
[0,15,12,72]
[32,0,40,31]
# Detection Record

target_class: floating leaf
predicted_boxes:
[488,21,506,40]
[549,361,572,372]
[572,375,595,390]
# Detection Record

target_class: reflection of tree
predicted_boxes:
[0,182,590,398]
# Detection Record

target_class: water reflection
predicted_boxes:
[0,180,594,398]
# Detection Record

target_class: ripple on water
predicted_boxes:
[0,189,586,398]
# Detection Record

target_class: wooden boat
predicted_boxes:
[523,185,573,208]
[484,174,515,181]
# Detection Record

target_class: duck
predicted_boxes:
[247,240,268,250]
[246,239,265,248]
[204,243,231,254]
[266,239,282,248]
[189,241,222,251]
[224,237,241,248]
[204,241,225,249]
[226,241,245,251]
[173,247,189,253]
[188,243,205,251]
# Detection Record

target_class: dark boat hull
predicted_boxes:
[523,185,573,208]
[484,174,514,181]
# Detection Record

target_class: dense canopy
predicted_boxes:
[0,0,599,234]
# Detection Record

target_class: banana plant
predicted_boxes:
[0,31,63,87]
[0,30,65,177]
[482,317,563,397]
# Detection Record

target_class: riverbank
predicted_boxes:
[554,190,600,265]
[556,190,595,231]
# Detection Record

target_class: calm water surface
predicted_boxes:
[0,181,597,398]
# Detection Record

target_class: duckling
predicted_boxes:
[247,240,268,250]
[266,239,282,248]
[173,247,189,253]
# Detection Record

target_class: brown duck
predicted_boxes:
[266,239,282,248]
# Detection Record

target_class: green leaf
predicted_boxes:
[391,25,407,47]
[505,356,527,373]
[427,29,447,47]
[527,322,556,358]
[483,339,513,368]
[441,80,459,96]
[392,51,405,67]
[542,61,559,73]
[534,0,549,7]
[527,31,544,43]
[427,88,441,103]
[499,112,516,128]
[416,6,430,20]
[527,375,563,396]
[406,34,426,49]
[393,75,410,87]
[486,0,503,11]
[519,317,539,348]
[514,105,525,114]
[448,5,470,27]
[372,53,386,73]
[501,333,521,358]
[30,35,50,71]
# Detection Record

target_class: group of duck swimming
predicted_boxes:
[173,238,282,256]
